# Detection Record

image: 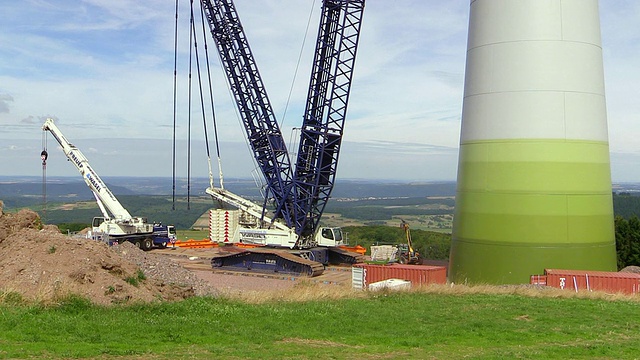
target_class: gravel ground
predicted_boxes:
[113,243,298,296]
[191,270,297,293]
[112,242,220,297]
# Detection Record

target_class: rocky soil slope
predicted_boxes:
[0,200,217,305]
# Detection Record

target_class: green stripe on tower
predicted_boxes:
[449,139,616,284]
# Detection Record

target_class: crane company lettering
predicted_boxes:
[69,152,84,169]
[239,230,267,240]
[85,171,102,193]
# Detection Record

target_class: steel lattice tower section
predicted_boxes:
[293,0,365,244]
[201,0,295,227]
[449,0,617,284]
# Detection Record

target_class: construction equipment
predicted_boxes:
[42,118,176,250]
[199,0,366,276]
[398,220,421,264]
[368,221,420,265]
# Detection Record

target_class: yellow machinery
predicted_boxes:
[399,220,421,265]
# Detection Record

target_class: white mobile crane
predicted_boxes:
[42,118,176,250]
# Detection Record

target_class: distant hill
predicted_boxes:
[332,180,455,198]
[0,176,456,202]
[0,177,458,228]
[0,177,134,203]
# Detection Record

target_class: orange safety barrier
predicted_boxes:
[339,245,367,255]
[171,240,366,254]
[171,239,218,249]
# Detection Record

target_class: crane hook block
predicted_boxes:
[40,150,48,164]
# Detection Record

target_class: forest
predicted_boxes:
[611,193,640,269]
[614,216,640,269]
[342,225,451,261]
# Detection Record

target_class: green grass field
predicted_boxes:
[176,229,209,241]
[1,285,639,359]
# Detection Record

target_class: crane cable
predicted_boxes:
[171,0,179,211]
[281,0,317,135]
[40,130,49,222]
[189,0,222,204]
[197,1,224,191]
[185,0,197,210]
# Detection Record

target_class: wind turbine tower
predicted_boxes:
[449,0,617,284]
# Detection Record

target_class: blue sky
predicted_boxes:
[0,1,639,182]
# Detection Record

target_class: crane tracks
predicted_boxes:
[211,248,326,277]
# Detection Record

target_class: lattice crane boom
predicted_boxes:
[293,0,365,245]
[201,0,296,227]
[200,0,365,248]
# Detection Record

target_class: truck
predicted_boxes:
[42,118,176,250]
[198,0,366,276]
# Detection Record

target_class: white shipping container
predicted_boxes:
[352,266,365,290]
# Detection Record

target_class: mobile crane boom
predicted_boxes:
[42,118,134,222]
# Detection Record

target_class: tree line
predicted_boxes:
[613,193,640,269]
[343,225,451,260]
[615,216,640,270]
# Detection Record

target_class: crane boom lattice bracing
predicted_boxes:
[201,0,296,228]
[200,0,365,251]
[293,0,365,244]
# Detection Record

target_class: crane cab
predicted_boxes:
[316,227,345,247]
[92,216,105,230]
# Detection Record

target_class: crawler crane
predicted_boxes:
[199,0,366,276]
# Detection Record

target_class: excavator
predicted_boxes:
[42,118,176,250]
[196,0,366,276]
[398,220,421,265]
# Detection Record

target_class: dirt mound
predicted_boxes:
[0,201,217,305]
[0,201,41,243]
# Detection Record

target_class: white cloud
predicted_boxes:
[0,1,638,182]
[0,94,13,113]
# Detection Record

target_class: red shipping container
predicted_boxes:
[543,269,640,295]
[352,263,446,289]
[530,275,547,286]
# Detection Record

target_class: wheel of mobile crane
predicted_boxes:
[141,238,153,251]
